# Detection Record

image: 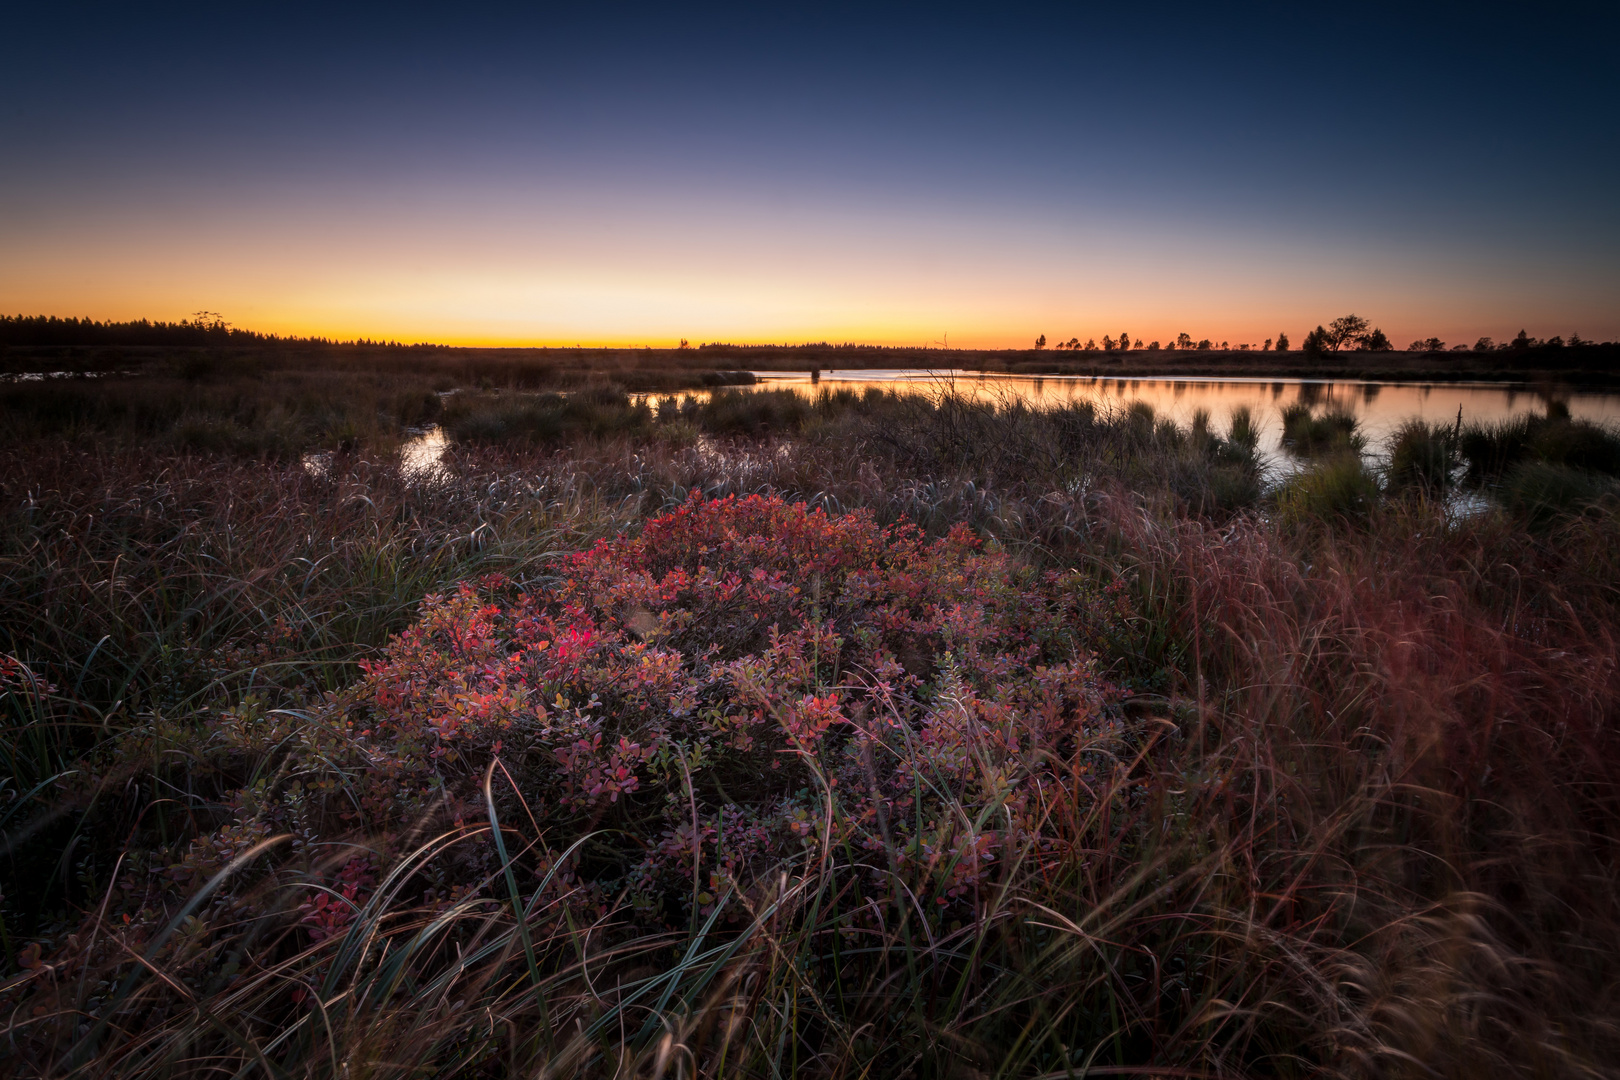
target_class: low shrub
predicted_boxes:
[249,494,1124,921]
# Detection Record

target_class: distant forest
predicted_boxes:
[3,313,1614,359]
[0,313,428,349]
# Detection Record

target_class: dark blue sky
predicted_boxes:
[4,1,1615,345]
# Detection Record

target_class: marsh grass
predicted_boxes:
[0,348,758,459]
[1453,404,1620,526]
[1496,461,1620,526]
[0,371,442,457]
[1274,454,1382,526]
[1459,403,1620,482]
[1384,418,1461,495]
[1280,402,1365,457]
[4,385,1620,1077]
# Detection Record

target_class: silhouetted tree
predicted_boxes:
[1119,331,1130,351]
[1301,326,1330,359]
[1196,338,1212,350]
[1263,338,1273,351]
[1083,338,1097,350]
[1275,331,1289,351]
[1147,340,1160,350]
[1176,332,1194,350]
[1569,332,1587,347]
[1473,337,1494,351]
[1408,336,1445,352]
[1546,335,1565,348]
[1509,329,1532,350]
[1035,334,1046,349]
[1360,328,1393,351]
[1325,314,1370,350]
[1102,335,1116,350]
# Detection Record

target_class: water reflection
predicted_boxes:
[749,369,1620,466]
[305,426,450,480]
[389,371,1619,480]
[401,425,449,479]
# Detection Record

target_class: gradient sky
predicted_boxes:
[3,1,1616,348]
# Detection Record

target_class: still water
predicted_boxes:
[752,369,1620,467]
[391,369,1620,478]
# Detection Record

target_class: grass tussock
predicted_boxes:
[1459,402,1620,482]
[1274,453,1382,526]
[1385,418,1461,495]
[1280,402,1366,457]
[3,381,1620,1077]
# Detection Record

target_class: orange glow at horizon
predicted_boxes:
[5,180,1616,350]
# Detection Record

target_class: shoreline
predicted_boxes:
[5,341,1618,389]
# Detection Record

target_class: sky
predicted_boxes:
[3,1,1616,348]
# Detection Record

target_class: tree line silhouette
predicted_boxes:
[4,312,1611,357]
[0,313,434,350]
[1037,314,1611,356]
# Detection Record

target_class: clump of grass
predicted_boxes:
[1460,403,1620,483]
[1274,453,1381,525]
[1280,401,1365,456]
[693,386,816,435]
[444,385,653,444]
[1497,461,1619,526]
[1385,417,1459,494]
[1226,404,1260,454]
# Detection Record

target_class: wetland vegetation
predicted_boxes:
[4,344,1620,1078]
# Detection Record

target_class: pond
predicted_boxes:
[392,368,1620,478]
[752,369,1620,468]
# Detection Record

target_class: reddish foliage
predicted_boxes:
[332,493,1125,917]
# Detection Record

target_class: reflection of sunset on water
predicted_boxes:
[747,369,1620,466]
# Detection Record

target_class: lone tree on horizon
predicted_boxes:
[1302,313,1393,357]
[1325,314,1370,350]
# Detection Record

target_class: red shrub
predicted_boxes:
[330,493,1125,918]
